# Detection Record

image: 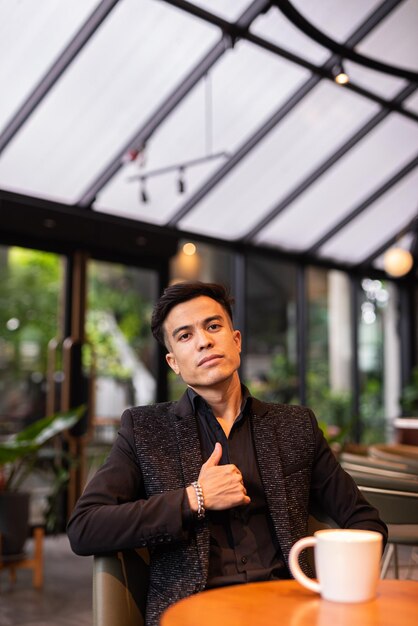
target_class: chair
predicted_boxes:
[368,444,418,472]
[340,459,418,579]
[339,451,417,475]
[93,548,149,626]
[0,526,44,589]
[92,512,337,623]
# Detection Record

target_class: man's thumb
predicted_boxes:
[205,442,222,467]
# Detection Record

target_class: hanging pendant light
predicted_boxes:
[383,247,413,277]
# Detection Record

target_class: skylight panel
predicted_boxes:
[95,39,309,222]
[177,81,378,240]
[318,166,418,264]
[0,0,100,133]
[0,0,219,203]
[256,114,418,251]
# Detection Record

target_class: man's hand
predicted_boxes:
[186,443,250,512]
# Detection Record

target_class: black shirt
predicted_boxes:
[187,386,289,588]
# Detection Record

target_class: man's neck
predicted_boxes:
[189,374,242,428]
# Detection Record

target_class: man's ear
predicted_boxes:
[166,352,180,375]
[233,329,242,353]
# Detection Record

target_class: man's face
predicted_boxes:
[164,295,241,391]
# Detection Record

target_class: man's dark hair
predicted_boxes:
[151,281,234,348]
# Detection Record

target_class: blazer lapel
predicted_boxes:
[172,390,202,482]
[250,399,293,559]
[172,390,210,580]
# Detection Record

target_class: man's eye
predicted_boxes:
[179,333,190,341]
[208,324,220,330]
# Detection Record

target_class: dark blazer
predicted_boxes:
[67,392,387,626]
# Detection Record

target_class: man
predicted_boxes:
[67,281,387,626]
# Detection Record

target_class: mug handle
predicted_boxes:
[288,536,321,594]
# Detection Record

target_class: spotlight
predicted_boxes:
[140,178,148,203]
[177,168,186,194]
[332,60,349,85]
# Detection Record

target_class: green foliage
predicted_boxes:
[245,352,299,405]
[84,311,133,380]
[87,262,150,343]
[0,247,62,374]
[85,262,153,379]
[306,363,352,445]
[0,406,84,491]
[400,366,418,416]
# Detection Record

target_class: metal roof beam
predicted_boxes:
[274,0,418,83]
[166,0,417,112]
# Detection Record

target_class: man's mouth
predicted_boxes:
[198,354,223,367]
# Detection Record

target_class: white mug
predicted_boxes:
[289,529,382,603]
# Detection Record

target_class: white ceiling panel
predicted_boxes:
[318,166,418,263]
[404,90,418,115]
[0,0,100,133]
[343,61,407,100]
[256,114,418,250]
[178,81,378,239]
[290,0,383,43]
[189,0,255,21]
[0,0,219,203]
[95,39,309,222]
[356,0,418,72]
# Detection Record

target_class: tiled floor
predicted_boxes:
[1,535,417,626]
[0,535,92,626]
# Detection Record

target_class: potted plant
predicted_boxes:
[0,406,84,556]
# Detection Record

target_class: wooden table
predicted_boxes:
[161,580,418,626]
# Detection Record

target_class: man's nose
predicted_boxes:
[196,330,213,349]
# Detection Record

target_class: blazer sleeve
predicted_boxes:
[307,410,388,546]
[67,409,191,556]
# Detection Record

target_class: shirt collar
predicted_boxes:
[187,384,252,416]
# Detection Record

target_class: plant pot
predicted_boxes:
[0,491,30,556]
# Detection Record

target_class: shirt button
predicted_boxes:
[241,556,248,565]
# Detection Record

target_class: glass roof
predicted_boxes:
[96,38,309,223]
[256,113,418,250]
[0,0,219,202]
[319,166,418,263]
[0,0,101,133]
[0,0,417,274]
[179,81,378,239]
[289,0,383,43]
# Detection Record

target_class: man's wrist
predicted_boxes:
[190,481,205,519]
[186,484,198,512]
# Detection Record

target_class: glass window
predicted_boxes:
[358,278,401,443]
[0,245,65,528]
[243,254,298,404]
[0,246,64,436]
[306,267,352,446]
[85,260,158,445]
[170,239,233,286]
